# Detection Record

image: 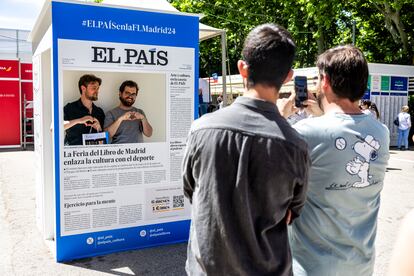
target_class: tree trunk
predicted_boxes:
[389,9,409,54]
[316,25,325,54]
[383,3,400,45]
[373,1,412,64]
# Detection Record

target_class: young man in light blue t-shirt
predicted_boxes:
[279,45,390,276]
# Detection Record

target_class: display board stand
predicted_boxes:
[31,0,199,262]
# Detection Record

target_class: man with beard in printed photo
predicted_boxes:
[64,74,105,146]
[104,80,153,144]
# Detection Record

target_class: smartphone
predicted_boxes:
[279,92,291,99]
[294,76,308,108]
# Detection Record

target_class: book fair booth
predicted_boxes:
[30,0,225,262]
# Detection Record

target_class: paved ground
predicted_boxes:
[373,148,414,276]
[0,147,413,275]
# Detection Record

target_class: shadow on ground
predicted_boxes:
[66,243,187,276]
[0,145,34,152]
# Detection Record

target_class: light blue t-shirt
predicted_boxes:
[290,113,390,276]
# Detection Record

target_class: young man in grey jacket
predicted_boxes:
[182,23,310,276]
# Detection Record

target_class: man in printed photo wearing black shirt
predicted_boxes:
[64,74,105,145]
[183,24,310,276]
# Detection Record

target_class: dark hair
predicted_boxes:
[242,23,296,90]
[119,80,139,93]
[317,45,368,102]
[78,74,102,94]
[362,99,372,107]
[370,103,380,119]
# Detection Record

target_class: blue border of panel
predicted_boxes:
[56,220,191,261]
[51,1,198,262]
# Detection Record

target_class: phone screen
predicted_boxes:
[294,76,308,107]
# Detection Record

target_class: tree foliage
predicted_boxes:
[169,0,414,77]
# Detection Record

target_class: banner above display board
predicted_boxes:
[51,1,199,262]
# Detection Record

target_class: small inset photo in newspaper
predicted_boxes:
[82,132,109,145]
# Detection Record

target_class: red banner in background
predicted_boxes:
[20,63,32,80]
[0,80,21,146]
[0,60,33,146]
[0,60,19,78]
[20,63,33,119]
[21,81,33,118]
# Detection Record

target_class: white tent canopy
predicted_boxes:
[30,0,228,103]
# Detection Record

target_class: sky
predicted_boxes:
[0,0,44,31]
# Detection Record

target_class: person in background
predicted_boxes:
[286,108,309,125]
[216,94,223,110]
[370,102,380,120]
[360,99,377,119]
[183,23,310,275]
[198,78,210,116]
[360,99,371,113]
[397,105,411,150]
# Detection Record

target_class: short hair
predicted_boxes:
[242,23,296,90]
[78,74,102,94]
[119,80,139,93]
[317,45,368,102]
[370,103,380,119]
[362,99,372,107]
[402,105,409,112]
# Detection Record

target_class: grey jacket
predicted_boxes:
[183,97,310,276]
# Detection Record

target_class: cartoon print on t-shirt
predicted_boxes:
[327,135,382,190]
[345,135,380,188]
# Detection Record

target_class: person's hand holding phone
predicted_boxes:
[277,91,297,118]
[294,76,308,108]
[303,91,324,117]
